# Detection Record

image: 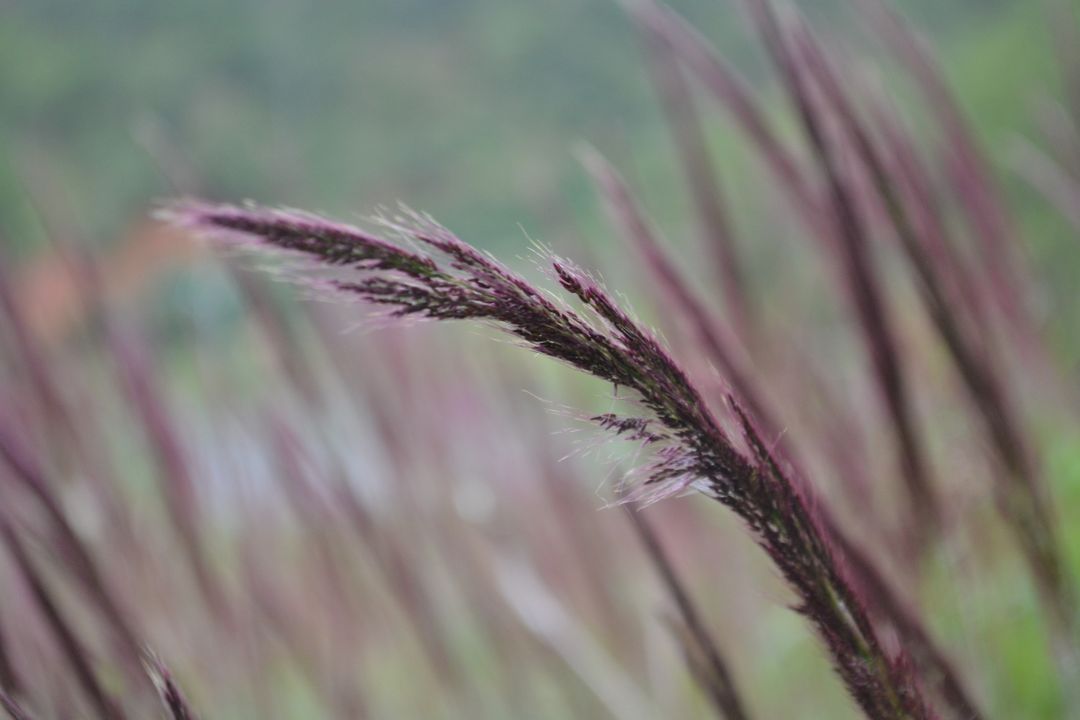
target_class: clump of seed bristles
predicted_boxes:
[167,200,934,720]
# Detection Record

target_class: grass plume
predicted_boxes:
[169,200,935,719]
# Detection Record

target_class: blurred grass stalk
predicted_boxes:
[642,0,1078,688]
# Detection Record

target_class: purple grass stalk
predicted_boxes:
[418,493,535,713]
[265,418,352,599]
[31,245,147,550]
[171,201,936,719]
[235,522,373,720]
[587,145,888,528]
[827,526,983,720]
[325,464,465,693]
[0,617,20,699]
[0,503,126,720]
[264,413,372,702]
[638,0,949,539]
[0,410,147,685]
[630,1,827,235]
[581,148,778,442]
[786,13,984,434]
[0,259,72,443]
[583,144,978,716]
[632,1,978,529]
[864,98,993,348]
[0,691,33,720]
[144,653,199,720]
[0,252,134,547]
[264,340,454,709]
[492,550,658,720]
[417,492,537,715]
[232,266,323,407]
[106,326,229,622]
[785,11,1079,652]
[516,389,632,646]
[797,353,878,512]
[786,7,1080,660]
[634,8,752,341]
[737,0,940,543]
[267,414,336,524]
[854,0,1030,341]
[361,353,542,711]
[463,359,630,652]
[236,540,340,710]
[625,504,750,720]
[665,616,738,717]
[790,14,1080,696]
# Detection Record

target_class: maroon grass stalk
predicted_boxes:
[790,15,1078,647]
[633,4,946,537]
[588,141,980,719]
[457,358,630,655]
[0,691,33,720]
[106,326,228,622]
[231,266,323,407]
[34,245,149,551]
[865,98,993,348]
[171,201,935,719]
[0,617,20,700]
[144,654,199,720]
[0,410,147,687]
[737,0,940,542]
[854,0,1031,343]
[781,25,996,717]
[828,526,983,720]
[68,226,222,615]
[666,618,738,719]
[629,1,826,234]
[263,415,378,719]
[635,7,752,341]
[625,505,750,720]
[638,0,938,538]
[0,252,135,554]
[0,505,126,720]
[586,144,886,520]
[581,149,776,442]
[326,461,466,693]
[514,380,632,646]
[419,495,537,714]
[236,538,353,716]
[265,415,358,638]
[262,330,467,697]
[372,355,547,712]
[0,259,72,443]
